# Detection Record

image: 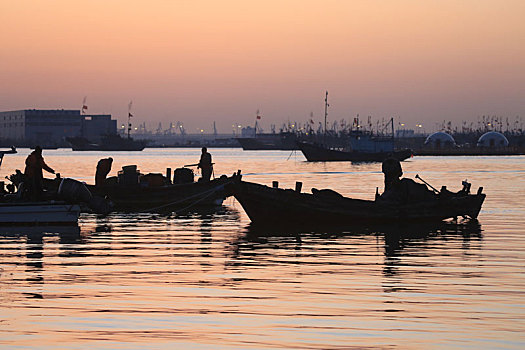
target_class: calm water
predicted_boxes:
[0,148,524,349]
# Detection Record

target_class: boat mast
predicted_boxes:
[127,100,133,139]
[324,91,328,145]
[390,117,394,140]
[390,117,395,150]
[254,109,260,137]
[127,115,131,139]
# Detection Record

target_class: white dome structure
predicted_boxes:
[477,131,509,148]
[424,132,456,149]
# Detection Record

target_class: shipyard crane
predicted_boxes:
[176,121,186,136]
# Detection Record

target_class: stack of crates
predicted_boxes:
[173,168,194,184]
[141,173,165,187]
[118,165,140,185]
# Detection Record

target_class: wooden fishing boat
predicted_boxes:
[90,174,239,212]
[231,180,485,226]
[40,171,241,212]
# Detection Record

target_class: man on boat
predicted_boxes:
[24,146,55,200]
[382,157,403,192]
[197,147,213,182]
[380,157,434,203]
[95,157,113,187]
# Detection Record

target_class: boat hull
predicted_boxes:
[67,136,146,151]
[0,202,80,225]
[89,175,238,212]
[236,134,298,150]
[232,181,485,227]
[297,142,413,162]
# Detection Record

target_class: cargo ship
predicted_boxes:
[66,134,147,151]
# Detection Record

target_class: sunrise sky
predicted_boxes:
[1,0,524,133]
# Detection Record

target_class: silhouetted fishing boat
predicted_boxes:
[231,180,485,226]
[91,175,238,212]
[42,168,241,212]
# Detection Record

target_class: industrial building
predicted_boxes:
[81,114,117,141]
[0,109,117,146]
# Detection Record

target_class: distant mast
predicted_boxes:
[390,117,395,142]
[254,109,261,137]
[324,91,329,145]
[81,96,88,115]
[127,101,133,139]
[80,96,88,136]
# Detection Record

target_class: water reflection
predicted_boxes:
[232,220,483,271]
[381,220,482,254]
[0,150,523,349]
[381,220,482,277]
[0,225,82,299]
[0,224,81,238]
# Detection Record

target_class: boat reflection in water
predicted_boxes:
[0,224,81,239]
[0,224,82,299]
[231,219,483,272]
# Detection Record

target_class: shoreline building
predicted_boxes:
[0,109,117,146]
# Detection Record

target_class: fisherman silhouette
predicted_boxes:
[380,157,434,203]
[382,157,403,192]
[24,146,55,200]
[95,157,113,187]
[198,147,213,182]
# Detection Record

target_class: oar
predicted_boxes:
[415,174,440,194]
[183,163,215,167]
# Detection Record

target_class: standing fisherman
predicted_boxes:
[380,157,435,203]
[24,146,55,200]
[197,147,213,182]
[95,157,113,187]
[382,157,403,192]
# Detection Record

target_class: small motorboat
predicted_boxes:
[230,179,485,227]
[0,201,80,225]
[0,147,81,225]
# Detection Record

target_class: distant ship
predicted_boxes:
[236,132,298,150]
[297,133,413,162]
[298,122,414,162]
[66,134,147,151]
[297,94,412,162]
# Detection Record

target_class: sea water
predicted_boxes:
[0,148,523,349]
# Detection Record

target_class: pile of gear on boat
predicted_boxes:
[0,147,239,224]
[0,146,485,226]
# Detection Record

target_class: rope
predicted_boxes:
[286,149,296,161]
[173,189,220,214]
[137,180,233,213]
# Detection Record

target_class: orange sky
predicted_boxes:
[1,0,524,132]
